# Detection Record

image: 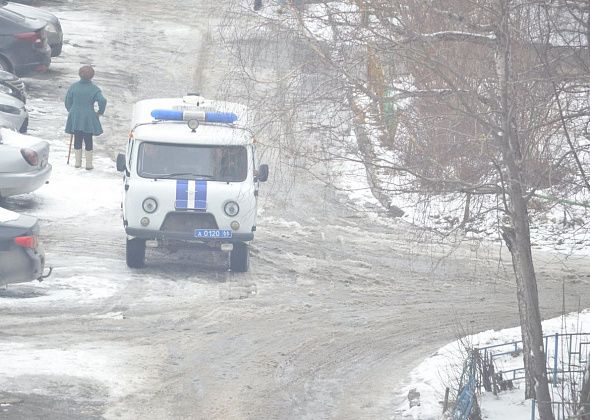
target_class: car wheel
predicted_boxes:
[0,56,12,73]
[126,238,146,268]
[51,44,62,57]
[19,117,28,134]
[230,242,249,272]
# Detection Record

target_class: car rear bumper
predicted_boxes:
[126,227,254,243]
[0,245,44,286]
[0,163,52,197]
[12,47,51,76]
[14,60,50,76]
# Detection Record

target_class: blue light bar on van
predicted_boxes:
[151,109,183,121]
[151,109,238,124]
[204,112,238,123]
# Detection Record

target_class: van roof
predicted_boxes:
[132,123,253,146]
[132,96,249,126]
[130,96,253,146]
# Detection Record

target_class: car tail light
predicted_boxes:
[21,148,39,166]
[14,32,42,46]
[14,236,38,249]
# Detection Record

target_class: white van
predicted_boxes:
[116,95,268,272]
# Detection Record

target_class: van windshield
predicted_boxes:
[138,142,248,182]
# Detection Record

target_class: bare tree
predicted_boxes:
[223,1,590,418]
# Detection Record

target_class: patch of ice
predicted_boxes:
[0,342,148,399]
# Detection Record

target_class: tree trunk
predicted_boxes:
[577,355,590,419]
[498,113,555,420]
[349,97,404,217]
[495,2,554,416]
[502,181,554,419]
[460,193,471,227]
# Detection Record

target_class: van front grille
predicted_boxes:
[160,212,218,233]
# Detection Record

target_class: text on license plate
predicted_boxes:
[194,229,232,239]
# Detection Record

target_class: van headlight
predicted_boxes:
[142,197,158,213]
[224,201,239,217]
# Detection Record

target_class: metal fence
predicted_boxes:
[476,333,590,420]
[452,350,479,420]
[530,400,590,420]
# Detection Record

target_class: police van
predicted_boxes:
[116,95,268,272]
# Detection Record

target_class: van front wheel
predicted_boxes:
[230,242,249,272]
[126,238,146,268]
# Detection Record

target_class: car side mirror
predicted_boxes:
[257,164,269,182]
[116,153,126,172]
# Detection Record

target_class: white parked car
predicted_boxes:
[0,127,51,198]
[116,95,269,272]
[0,92,27,132]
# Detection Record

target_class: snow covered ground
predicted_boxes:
[0,1,588,419]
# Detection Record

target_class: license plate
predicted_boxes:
[194,229,232,239]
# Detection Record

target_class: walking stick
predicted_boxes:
[66,134,73,165]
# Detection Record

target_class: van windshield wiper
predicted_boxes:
[153,172,213,179]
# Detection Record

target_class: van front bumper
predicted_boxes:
[125,227,253,243]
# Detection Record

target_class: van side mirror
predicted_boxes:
[116,153,126,172]
[257,164,269,182]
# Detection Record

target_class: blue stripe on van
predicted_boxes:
[175,180,188,209]
[195,180,207,210]
[175,180,207,210]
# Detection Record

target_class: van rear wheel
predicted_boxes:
[126,238,146,268]
[230,242,249,272]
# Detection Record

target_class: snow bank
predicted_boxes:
[394,310,590,419]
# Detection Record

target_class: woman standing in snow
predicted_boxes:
[64,65,107,170]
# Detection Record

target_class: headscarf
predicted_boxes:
[78,65,95,80]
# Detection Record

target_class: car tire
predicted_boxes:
[230,242,249,272]
[19,117,28,134]
[0,56,12,73]
[51,44,62,57]
[126,238,146,268]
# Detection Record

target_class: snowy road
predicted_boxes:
[0,1,589,419]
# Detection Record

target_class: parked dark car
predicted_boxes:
[0,7,50,75]
[0,69,25,102]
[0,206,48,286]
[2,1,63,57]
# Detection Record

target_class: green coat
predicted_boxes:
[64,79,107,135]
